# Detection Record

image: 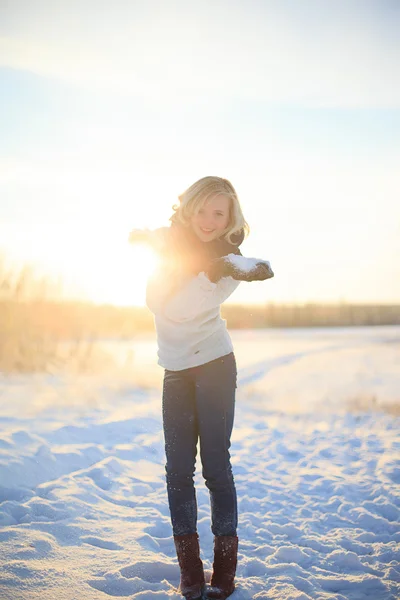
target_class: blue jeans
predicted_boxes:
[162,352,238,537]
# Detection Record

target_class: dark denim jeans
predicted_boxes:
[162,352,238,537]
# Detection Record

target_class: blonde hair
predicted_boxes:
[170,176,250,243]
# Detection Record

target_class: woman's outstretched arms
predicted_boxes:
[146,255,274,322]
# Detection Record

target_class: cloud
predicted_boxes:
[1,1,400,108]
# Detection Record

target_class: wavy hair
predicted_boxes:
[170,176,250,243]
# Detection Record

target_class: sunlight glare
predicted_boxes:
[0,224,160,307]
[85,244,159,306]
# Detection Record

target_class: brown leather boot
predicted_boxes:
[174,533,205,599]
[207,535,238,599]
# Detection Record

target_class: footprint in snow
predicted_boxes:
[81,536,122,550]
[0,438,14,449]
[88,561,178,596]
[86,467,113,490]
[13,539,53,560]
[12,430,38,445]
[137,532,161,551]
[0,501,31,525]
[0,486,34,503]
[144,521,172,538]
[120,560,178,582]
[88,576,161,596]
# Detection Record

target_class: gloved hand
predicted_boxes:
[206,256,274,283]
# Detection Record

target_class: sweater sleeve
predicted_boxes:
[161,272,240,322]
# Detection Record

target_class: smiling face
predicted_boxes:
[190,194,231,242]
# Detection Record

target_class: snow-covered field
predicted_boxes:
[0,326,399,600]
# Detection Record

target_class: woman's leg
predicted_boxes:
[162,368,199,536]
[194,353,238,537]
[163,369,206,599]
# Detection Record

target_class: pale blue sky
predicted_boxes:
[1,0,399,305]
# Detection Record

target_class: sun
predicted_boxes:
[1,222,162,306]
[78,244,160,306]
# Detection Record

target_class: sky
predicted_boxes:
[1,0,399,306]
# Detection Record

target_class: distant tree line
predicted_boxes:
[222,303,400,328]
[1,300,399,373]
[2,300,400,345]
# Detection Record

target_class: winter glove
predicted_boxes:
[206,255,274,284]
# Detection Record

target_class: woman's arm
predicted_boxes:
[146,250,273,321]
[159,253,274,321]
[128,227,170,253]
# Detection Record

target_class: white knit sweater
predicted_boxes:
[146,267,241,371]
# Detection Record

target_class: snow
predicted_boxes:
[0,326,399,600]
[226,253,272,271]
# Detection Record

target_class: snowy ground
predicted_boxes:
[0,326,399,600]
